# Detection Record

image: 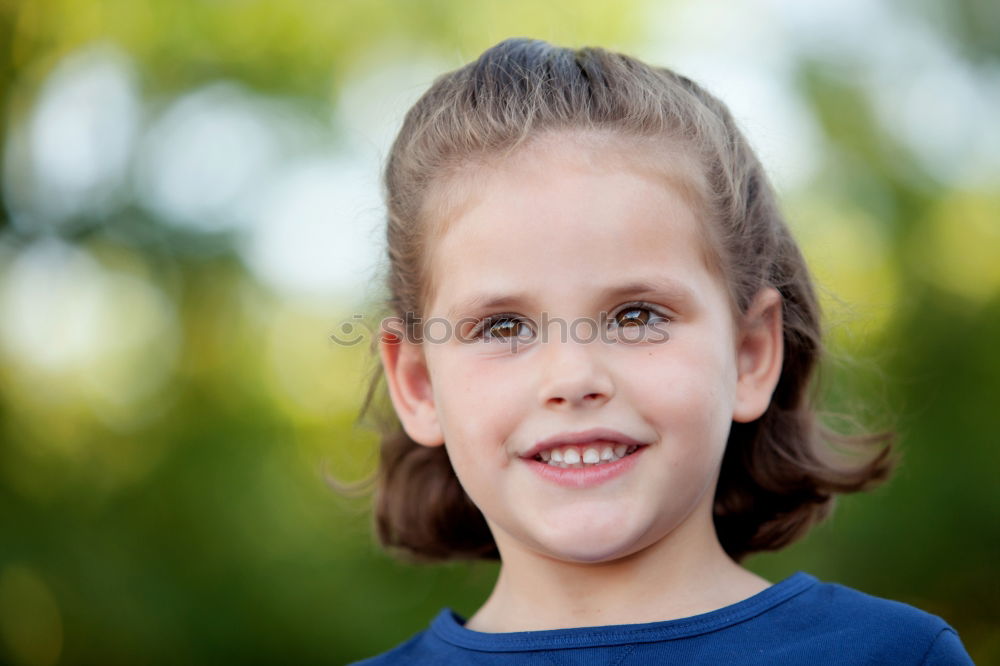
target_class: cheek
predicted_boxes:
[432,358,527,516]
[626,344,735,436]
[431,353,527,451]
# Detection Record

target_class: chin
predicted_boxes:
[543,539,647,565]
[533,522,649,565]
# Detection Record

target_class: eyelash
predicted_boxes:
[470,302,672,341]
[472,314,532,342]
[611,302,673,329]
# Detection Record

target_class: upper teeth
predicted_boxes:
[537,443,635,467]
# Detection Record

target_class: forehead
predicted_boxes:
[424,130,708,243]
[421,131,726,316]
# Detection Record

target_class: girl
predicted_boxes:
[351,38,973,664]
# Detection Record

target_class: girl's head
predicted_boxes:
[362,38,894,564]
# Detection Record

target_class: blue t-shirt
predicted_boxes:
[352,571,973,664]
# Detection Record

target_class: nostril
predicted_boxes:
[546,393,608,407]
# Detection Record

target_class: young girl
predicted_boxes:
[351,38,973,664]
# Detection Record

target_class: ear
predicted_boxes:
[732,287,784,423]
[379,328,444,447]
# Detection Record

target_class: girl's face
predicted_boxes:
[382,132,782,565]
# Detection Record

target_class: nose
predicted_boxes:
[537,336,615,410]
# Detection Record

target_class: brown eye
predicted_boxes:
[480,316,533,341]
[615,307,651,327]
[608,303,672,339]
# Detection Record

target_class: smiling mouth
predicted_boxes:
[533,442,645,468]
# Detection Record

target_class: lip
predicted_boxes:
[519,427,648,460]
[523,444,648,489]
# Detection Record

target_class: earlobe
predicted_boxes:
[732,287,784,423]
[379,330,444,447]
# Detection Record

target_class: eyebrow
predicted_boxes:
[445,278,696,320]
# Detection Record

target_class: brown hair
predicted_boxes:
[349,37,896,564]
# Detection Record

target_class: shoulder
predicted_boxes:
[348,609,470,666]
[794,577,949,631]
[770,575,973,664]
[348,630,434,665]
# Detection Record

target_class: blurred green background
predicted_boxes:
[1,0,998,664]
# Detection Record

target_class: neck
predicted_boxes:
[463,508,770,633]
